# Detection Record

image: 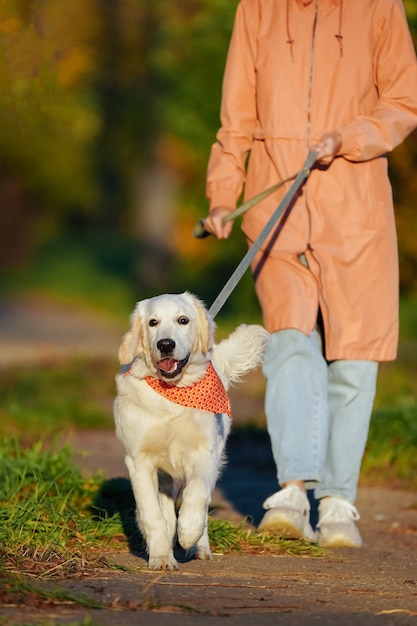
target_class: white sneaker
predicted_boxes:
[258,485,317,542]
[317,497,363,548]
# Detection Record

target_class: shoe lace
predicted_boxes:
[317,498,360,527]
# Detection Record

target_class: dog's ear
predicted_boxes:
[118,311,144,364]
[189,293,215,354]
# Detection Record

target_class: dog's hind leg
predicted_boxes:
[158,471,177,549]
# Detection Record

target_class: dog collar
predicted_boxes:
[143,362,232,417]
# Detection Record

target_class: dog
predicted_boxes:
[114,291,269,570]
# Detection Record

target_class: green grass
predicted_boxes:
[362,404,417,488]
[208,518,324,557]
[0,439,322,614]
[0,358,115,440]
[362,341,417,490]
[0,439,322,582]
[0,439,123,575]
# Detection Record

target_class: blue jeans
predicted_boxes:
[263,329,378,503]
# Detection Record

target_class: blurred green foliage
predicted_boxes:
[0,358,115,440]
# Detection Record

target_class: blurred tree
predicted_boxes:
[92,1,177,290]
[390,131,417,294]
[0,0,100,267]
[91,0,238,293]
[389,4,417,295]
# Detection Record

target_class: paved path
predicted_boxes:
[0,293,123,366]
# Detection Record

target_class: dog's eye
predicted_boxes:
[178,316,189,325]
[149,319,158,327]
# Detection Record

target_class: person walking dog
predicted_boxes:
[203,0,417,547]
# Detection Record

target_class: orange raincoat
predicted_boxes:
[206,0,417,361]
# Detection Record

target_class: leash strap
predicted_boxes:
[208,150,318,319]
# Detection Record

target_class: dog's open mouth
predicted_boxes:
[157,354,190,379]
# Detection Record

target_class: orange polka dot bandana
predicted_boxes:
[144,362,231,417]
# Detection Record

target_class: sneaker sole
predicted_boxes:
[318,533,362,548]
[258,511,305,540]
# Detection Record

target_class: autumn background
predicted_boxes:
[0,0,254,321]
[0,0,417,324]
[0,1,416,580]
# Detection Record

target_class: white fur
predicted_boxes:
[114,291,269,570]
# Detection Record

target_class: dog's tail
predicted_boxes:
[212,324,270,387]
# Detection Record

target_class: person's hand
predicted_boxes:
[203,206,234,239]
[312,131,342,165]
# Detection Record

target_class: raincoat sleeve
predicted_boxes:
[339,0,417,162]
[206,1,258,211]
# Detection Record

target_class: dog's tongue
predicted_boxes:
[158,358,177,373]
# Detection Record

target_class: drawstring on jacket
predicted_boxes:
[286,0,295,62]
[335,0,344,57]
[286,0,344,60]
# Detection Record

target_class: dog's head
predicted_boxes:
[118,291,215,381]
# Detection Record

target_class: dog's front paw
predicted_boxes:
[148,553,178,571]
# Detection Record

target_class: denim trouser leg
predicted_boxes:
[263,329,329,486]
[314,359,378,503]
[263,329,378,503]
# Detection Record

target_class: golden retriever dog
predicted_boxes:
[114,291,269,570]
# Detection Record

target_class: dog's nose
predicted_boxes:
[157,338,176,354]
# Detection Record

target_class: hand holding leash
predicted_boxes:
[194,150,319,318]
[193,177,299,239]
